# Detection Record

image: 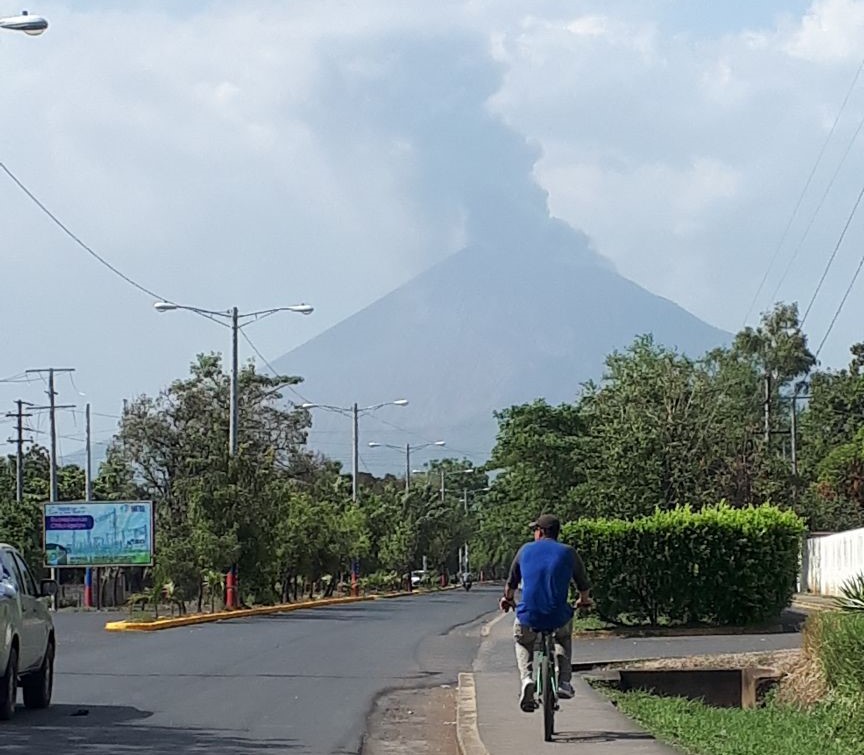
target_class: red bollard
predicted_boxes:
[225,568,236,609]
[84,568,93,609]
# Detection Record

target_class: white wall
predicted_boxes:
[800,529,864,596]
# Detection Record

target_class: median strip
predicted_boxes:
[105,586,459,631]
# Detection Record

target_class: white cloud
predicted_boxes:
[4,0,864,441]
[783,0,864,62]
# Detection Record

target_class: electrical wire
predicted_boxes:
[0,160,169,302]
[238,329,313,405]
[814,250,864,358]
[771,111,864,304]
[802,181,864,325]
[0,160,228,329]
[744,55,864,325]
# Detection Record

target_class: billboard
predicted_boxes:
[43,501,154,567]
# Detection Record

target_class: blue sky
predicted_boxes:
[3,0,864,461]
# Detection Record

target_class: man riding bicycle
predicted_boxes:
[499,514,592,712]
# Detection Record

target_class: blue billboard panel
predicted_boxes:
[43,501,154,567]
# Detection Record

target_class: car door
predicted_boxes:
[0,550,30,670]
[9,552,42,672]
[0,551,22,672]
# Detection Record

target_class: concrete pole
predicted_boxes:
[229,306,240,457]
[352,403,359,503]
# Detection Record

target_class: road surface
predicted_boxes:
[4,586,498,755]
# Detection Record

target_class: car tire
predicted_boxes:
[0,646,18,721]
[22,639,53,710]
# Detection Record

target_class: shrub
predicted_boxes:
[562,504,805,626]
[834,574,864,612]
[808,611,864,693]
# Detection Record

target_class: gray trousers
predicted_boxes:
[514,619,572,685]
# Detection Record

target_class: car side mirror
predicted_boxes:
[40,580,58,598]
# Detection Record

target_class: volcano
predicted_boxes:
[274,219,727,471]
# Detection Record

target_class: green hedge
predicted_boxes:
[561,504,805,626]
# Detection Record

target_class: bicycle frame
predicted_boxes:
[532,629,558,742]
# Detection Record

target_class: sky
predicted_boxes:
[3,0,864,463]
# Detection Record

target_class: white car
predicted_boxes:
[0,544,57,720]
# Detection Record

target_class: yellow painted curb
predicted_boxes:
[105,584,461,632]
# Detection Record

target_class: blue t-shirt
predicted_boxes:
[507,539,590,631]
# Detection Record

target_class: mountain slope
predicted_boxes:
[274,225,728,470]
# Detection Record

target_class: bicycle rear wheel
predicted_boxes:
[542,641,555,741]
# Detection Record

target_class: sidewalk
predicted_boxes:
[464,613,679,753]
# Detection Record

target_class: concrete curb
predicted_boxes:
[105,585,460,632]
[790,599,835,614]
[456,672,488,755]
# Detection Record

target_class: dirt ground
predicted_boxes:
[613,648,826,706]
[362,685,460,755]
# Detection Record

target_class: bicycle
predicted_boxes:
[501,598,561,741]
[502,598,591,743]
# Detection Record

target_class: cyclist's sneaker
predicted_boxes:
[519,678,536,712]
[558,681,575,699]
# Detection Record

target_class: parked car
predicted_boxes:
[410,570,428,587]
[0,544,57,720]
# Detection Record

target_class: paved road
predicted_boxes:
[4,587,499,755]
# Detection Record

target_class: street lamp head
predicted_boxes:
[153,301,178,313]
[299,403,317,409]
[392,399,409,406]
[368,442,381,448]
[0,11,48,35]
[433,441,446,447]
[287,304,314,315]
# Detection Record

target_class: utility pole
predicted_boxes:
[763,373,771,446]
[27,367,75,611]
[84,403,95,609]
[229,306,240,457]
[352,403,359,503]
[85,403,93,500]
[462,488,469,575]
[405,442,411,493]
[6,400,32,503]
[790,391,799,478]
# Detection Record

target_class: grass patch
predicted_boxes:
[572,614,617,632]
[604,689,864,754]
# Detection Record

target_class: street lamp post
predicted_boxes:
[433,467,490,578]
[154,301,313,456]
[368,440,446,492]
[0,10,48,35]
[300,400,408,502]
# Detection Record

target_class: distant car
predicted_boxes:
[0,544,57,720]
[410,570,427,587]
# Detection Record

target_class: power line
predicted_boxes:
[802,181,864,325]
[0,160,227,329]
[0,160,169,302]
[238,329,313,405]
[771,109,864,304]
[814,250,864,358]
[744,55,864,325]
